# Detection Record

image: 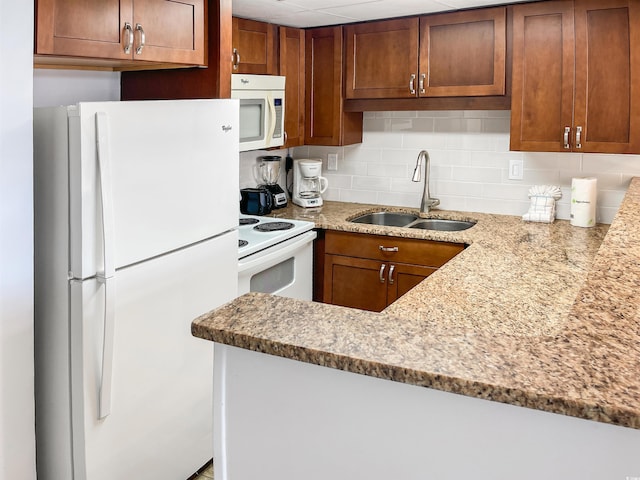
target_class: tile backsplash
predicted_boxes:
[240,111,640,224]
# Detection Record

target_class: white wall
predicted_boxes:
[33,69,121,107]
[290,111,640,224]
[0,1,36,478]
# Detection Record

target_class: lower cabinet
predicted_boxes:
[322,230,464,312]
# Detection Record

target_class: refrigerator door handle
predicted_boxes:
[95,112,116,419]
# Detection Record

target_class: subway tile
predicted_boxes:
[469,151,515,168]
[520,169,561,185]
[344,145,381,164]
[451,165,503,183]
[401,132,448,150]
[377,191,422,208]
[377,148,420,165]
[582,153,640,175]
[363,118,388,132]
[436,195,468,211]
[481,117,510,134]
[323,174,352,189]
[367,163,408,178]
[332,161,368,176]
[391,177,423,193]
[340,189,380,204]
[352,175,392,191]
[362,131,404,148]
[597,189,627,208]
[482,183,530,201]
[434,118,483,133]
[577,172,626,190]
[432,180,483,197]
[323,188,341,202]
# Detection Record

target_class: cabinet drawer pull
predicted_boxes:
[563,126,571,149]
[419,73,426,94]
[575,126,582,149]
[123,22,133,54]
[379,246,399,253]
[379,264,386,283]
[409,74,416,95]
[135,23,145,55]
[388,264,395,285]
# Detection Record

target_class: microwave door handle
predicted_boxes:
[266,93,277,148]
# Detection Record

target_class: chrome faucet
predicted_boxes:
[411,150,440,216]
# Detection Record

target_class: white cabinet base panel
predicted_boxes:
[213,344,640,480]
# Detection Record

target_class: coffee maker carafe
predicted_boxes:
[253,155,287,208]
[292,159,328,208]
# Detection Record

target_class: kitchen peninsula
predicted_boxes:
[193,178,640,479]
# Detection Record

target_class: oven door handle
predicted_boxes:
[238,230,317,275]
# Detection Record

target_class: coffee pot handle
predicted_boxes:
[319,176,329,194]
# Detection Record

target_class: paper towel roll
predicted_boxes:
[570,177,597,227]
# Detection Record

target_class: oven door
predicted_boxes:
[238,231,316,300]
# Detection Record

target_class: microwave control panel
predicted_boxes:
[273,98,283,139]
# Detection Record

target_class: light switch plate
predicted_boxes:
[508,159,524,180]
[327,153,338,171]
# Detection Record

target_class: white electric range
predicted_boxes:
[237,214,317,300]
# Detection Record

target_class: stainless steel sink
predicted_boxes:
[408,219,476,231]
[350,211,419,227]
[350,211,476,232]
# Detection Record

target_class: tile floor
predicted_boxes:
[189,460,213,480]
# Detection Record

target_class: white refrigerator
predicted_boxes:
[33,100,239,480]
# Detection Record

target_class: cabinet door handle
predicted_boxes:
[379,245,399,253]
[388,264,395,285]
[419,73,426,94]
[409,74,416,95]
[379,264,386,283]
[232,48,240,70]
[575,126,582,149]
[563,126,571,149]
[135,23,145,55]
[123,22,134,54]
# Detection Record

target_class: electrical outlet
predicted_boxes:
[327,153,338,171]
[508,159,524,180]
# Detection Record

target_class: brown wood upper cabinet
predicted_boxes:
[305,27,363,146]
[279,27,306,148]
[510,0,640,154]
[232,17,277,74]
[345,8,506,99]
[35,0,206,68]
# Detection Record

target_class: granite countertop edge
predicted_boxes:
[192,177,640,430]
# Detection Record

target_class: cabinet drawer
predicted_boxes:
[325,230,464,268]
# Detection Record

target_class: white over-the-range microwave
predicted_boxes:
[231,74,285,152]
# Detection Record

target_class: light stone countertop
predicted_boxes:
[192,178,640,430]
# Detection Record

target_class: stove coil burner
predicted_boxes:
[239,239,248,248]
[239,218,260,226]
[253,221,295,232]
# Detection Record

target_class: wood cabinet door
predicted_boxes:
[324,255,388,312]
[279,27,305,147]
[387,263,437,305]
[345,18,419,99]
[510,1,575,152]
[573,0,640,153]
[132,0,205,65]
[232,17,276,74]
[35,0,133,59]
[305,27,363,146]
[419,7,506,97]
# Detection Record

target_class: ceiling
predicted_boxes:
[232,0,532,28]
